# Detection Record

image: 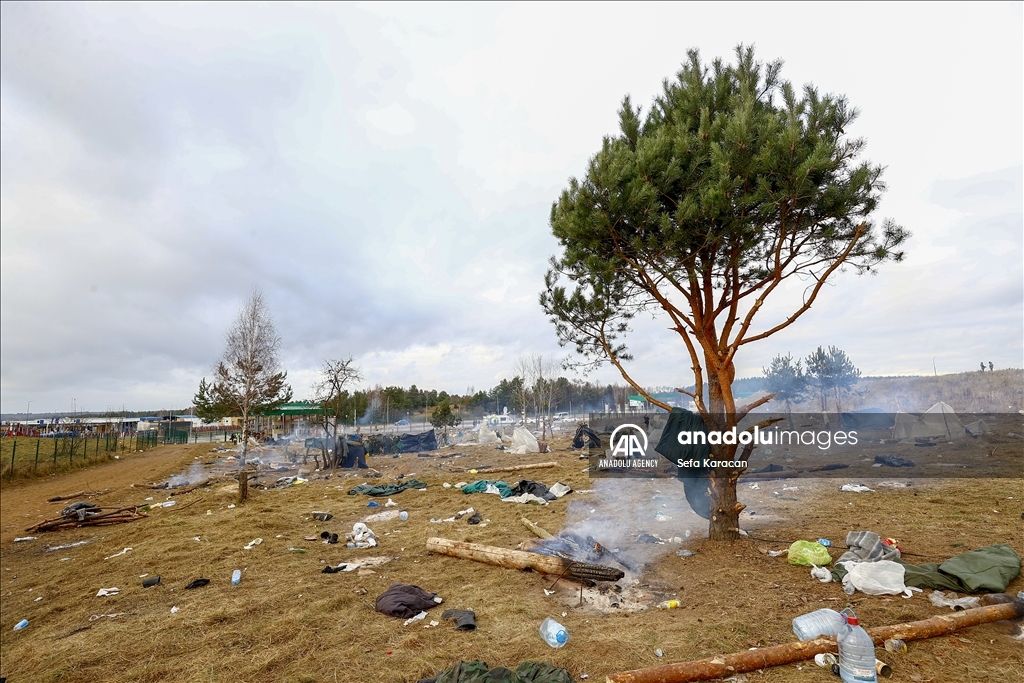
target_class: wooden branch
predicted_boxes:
[426,537,623,582]
[738,463,849,480]
[606,602,1024,683]
[449,461,557,475]
[521,517,555,540]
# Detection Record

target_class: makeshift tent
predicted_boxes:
[509,427,539,455]
[964,420,991,436]
[892,402,965,440]
[397,430,437,453]
[570,424,601,449]
[840,408,894,430]
[477,423,500,445]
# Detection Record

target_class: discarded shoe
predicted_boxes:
[184,578,210,590]
[467,513,483,525]
[441,608,477,631]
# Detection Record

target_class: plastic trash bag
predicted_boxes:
[788,540,832,566]
[928,590,981,610]
[841,560,920,597]
[478,424,500,445]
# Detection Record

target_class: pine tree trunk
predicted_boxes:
[707,468,743,541]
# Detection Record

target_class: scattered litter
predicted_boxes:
[367,501,380,508]
[376,583,443,618]
[399,511,409,521]
[676,549,695,558]
[404,611,428,626]
[95,587,120,597]
[654,648,664,657]
[430,507,475,523]
[170,606,179,614]
[184,578,210,590]
[104,547,133,560]
[788,541,831,566]
[638,533,665,544]
[840,483,874,493]
[817,538,831,547]
[227,504,236,509]
[467,512,483,525]
[884,638,907,653]
[346,523,378,549]
[312,511,333,521]
[929,590,981,610]
[364,510,401,523]
[544,589,555,596]
[243,538,263,550]
[88,613,125,621]
[143,576,161,588]
[289,547,306,553]
[320,531,340,544]
[874,454,916,468]
[748,483,760,490]
[425,620,439,628]
[193,536,201,542]
[441,608,477,631]
[34,596,42,601]
[878,481,913,488]
[767,550,787,557]
[443,483,452,488]
[14,537,37,542]
[654,512,672,521]
[45,539,93,552]
[385,498,397,507]
[13,619,29,631]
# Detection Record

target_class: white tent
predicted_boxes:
[892,402,965,440]
[509,426,540,454]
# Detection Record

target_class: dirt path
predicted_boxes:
[0,443,212,542]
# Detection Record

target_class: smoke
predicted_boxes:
[165,461,209,488]
[558,477,707,578]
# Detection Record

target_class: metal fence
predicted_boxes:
[1,431,161,480]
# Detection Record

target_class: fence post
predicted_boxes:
[35,439,40,470]
[53,437,59,467]
[9,441,16,480]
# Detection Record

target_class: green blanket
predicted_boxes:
[429,660,572,683]
[461,480,512,498]
[347,479,426,496]
[832,543,1021,593]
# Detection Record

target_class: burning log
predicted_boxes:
[605,601,1024,683]
[449,461,558,474]
[426,537,624,583]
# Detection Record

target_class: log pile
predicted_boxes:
[27,506,147,533]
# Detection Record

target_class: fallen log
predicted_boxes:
[449,461,557,474]
[606,601,1024,683]
[426,537,623,583]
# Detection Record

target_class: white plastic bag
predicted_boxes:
[928,590,980,610]
[840,560,920,597]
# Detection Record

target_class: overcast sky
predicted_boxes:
[2,2,1022,414]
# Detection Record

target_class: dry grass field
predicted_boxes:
[1,431,1021,683]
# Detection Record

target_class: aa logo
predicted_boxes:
[609,423,648,458]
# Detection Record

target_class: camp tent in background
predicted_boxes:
[892,402,965,440]
[397,430,437,453]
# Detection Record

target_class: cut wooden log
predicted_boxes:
[606,602,1024,683]
[426,537,623,582]
[449,461,557,474]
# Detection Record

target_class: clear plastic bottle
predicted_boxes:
[538,617,569,648]
[231,569,242,585]
[657,599,681,609]
[792,608,846,641]
[13,619,28,631]
[837,609,877,682]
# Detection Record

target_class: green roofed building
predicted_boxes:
[259,402,329,417]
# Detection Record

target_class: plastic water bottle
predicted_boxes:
[13,619,28,631]
[539,617,569,648]
[399,511,409,521]
[231,569,242,585]
[792,608,846,641]
[837,609,877,682]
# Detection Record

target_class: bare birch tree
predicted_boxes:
[312,356,362,466]
[206,289,292,459]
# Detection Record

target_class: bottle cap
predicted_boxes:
[845,615,859,625]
